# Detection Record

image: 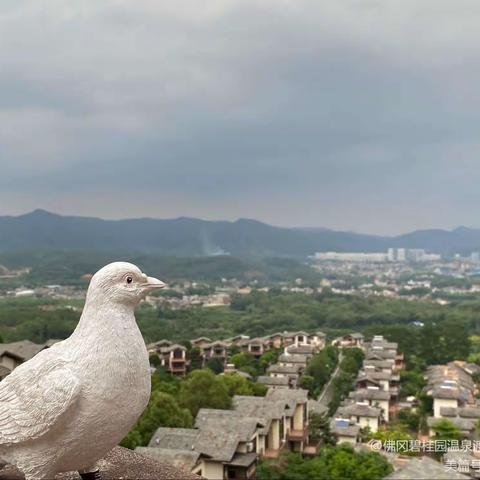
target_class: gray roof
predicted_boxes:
[148,428,199,450]
[267,364,301,375]
[458,406,480,418]
[159,344,187,354]
[233,395,286,434]
[151,411,262,464]
[358,369,392,381]
[194,410,262,462]
[265,388,308,412]
[385,456,470,479]
[329,419,360,438]
[351,333,364,339]
[285,345,316,355]
[349,388,391,402]
[427,416,476,432]
[257,375,289,386]
[278,353,308,364]
[338,403,381,418]
[431,386,463,400]
[363,359,394,369]
[135,447,201,472]
[0,340,46,362]
[202,340,227,349]
[191,337,211,343]
[444,449,480,479]
[366,349,396,359]
[355,376,381,387]
[228,452,257,468]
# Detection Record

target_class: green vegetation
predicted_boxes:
[0,251,320,288]
[257,445,392,480]
[397,408,421,432]
[308,412,335,446]
[229,350,281,379]
[328,348,364,414]
[431,418,462,441]
[362,319,471,366]
[121,369,266,449]
[0,289,475,367]
[301,346,338,397]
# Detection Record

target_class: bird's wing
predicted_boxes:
[0,354,81,445]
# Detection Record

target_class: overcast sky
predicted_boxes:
[1,1,479,234]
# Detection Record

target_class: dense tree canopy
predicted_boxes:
[257,445,392,480]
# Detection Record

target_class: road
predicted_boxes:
[317,351,343,406]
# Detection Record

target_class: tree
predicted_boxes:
[397,408,420,432]
[257,445,392,480]
[309,412,335,446]
[218,372,256,396]
[431,418,462,441]
[259,349,280,373]
[369,425,413,454]
[179,369,231,417]
[440,319,470,363]
[230,352,254,369]
[121,391,193,449]
[206,356,225,374]
[400,369,426,397]
[188,346,203,371]
[299,375,316,397]
[149,353,161,367]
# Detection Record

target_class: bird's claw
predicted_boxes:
[79,469,103,480]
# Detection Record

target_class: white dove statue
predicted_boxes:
[0,262,166,480]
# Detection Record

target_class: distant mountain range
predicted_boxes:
[0,209,479,257]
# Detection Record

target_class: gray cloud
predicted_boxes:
[1,0,480,234]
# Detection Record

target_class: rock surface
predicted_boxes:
[0,447,200,480]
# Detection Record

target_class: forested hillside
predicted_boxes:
[0,291,473,365]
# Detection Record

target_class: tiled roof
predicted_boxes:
[257,375,289,386]
[349,388,391,401]
[427,416,476,432]
[267,364,301,375]
[338,403,381,418]
[385,456,469,479]
[135,447,201,472]
[278,353,308,364]
[0,340,46,362]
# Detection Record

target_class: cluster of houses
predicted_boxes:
[330,335,404,444]
[424,361,480,438]
[147,331,328,377]
[136,388,314,480]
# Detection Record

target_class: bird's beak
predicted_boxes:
[143,276,167,290]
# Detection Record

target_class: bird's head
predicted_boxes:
[87,262,166,307]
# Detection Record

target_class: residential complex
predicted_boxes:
[331,335,403,444]
[137,388,311,479]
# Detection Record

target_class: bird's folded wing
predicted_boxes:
[0,360,81,445]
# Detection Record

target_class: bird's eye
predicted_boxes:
[126,276,133,284]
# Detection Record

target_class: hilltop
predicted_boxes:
[0,210,480,257]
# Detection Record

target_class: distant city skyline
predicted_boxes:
[1,1,480,235]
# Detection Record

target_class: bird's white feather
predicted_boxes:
[0,349,80,445]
